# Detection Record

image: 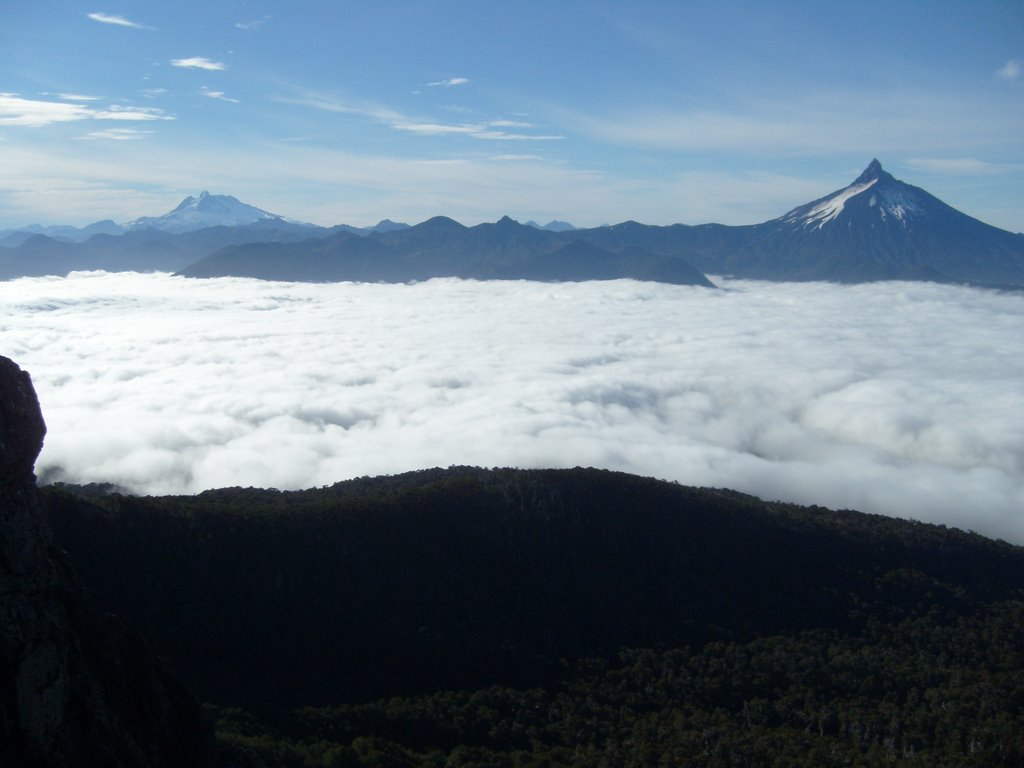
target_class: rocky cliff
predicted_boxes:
[0,355,212,767]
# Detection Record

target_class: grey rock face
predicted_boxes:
[0,355,212,767]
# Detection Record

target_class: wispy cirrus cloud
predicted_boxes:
[427,77,469,87]
[202,88,240,104]
[996,59,1021,81]
[395,121,562,141]
[76,128,153,141]
[490,154,544,162]
[283,89,561,141]
[86,12,151,30]
[905,157,1024,176]
[56,93,101,101]
[0,93,173,127]
[275,90,404,123]
[1,93,92,126]
[91,104,174,121]
[171,57,227,71]
[560,90,1022,156]
[236,15,271,30]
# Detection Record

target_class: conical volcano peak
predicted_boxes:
[126,192,282,232]
[854,159,893,185]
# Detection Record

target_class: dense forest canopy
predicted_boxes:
[44,467,1024,766]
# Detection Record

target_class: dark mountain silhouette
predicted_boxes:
[0,356,213,767]
[43,466,1024,766]
[180,230,407,282]
[178,215,716,285]
[0,220,322,279]
[3,161,1022,285]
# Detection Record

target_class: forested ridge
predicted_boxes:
[43,467,1024,766]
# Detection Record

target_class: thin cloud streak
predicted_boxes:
[282,88,562,142]
[202,89,240,104]
[1,273,1021,544]
[905,157,1024,176]
[560,90,1023,155]
[236,15,271,30]
[428,77,469,87]
[75,128,153,140]
[86,12,150,29]
[0,94,172,127]
[171,57,227,71]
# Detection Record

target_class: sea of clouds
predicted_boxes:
[2,271,1022,543]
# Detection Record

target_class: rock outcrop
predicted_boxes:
[0,356,212,767]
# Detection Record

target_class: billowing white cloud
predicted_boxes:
[171,57,227,71]
[1,273,1022,544]
[86,12,150,29]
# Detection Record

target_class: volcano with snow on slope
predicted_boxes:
[781,159,928,229]
[730,160,1024,283]
[125,191,289,233]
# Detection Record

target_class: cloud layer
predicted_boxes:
[1,273,1022,543]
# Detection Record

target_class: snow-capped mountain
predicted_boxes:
[780,159,937,230]
[4,161,1022,286]
[125,192,286,233]
[735,160,1024,283]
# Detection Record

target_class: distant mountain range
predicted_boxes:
[2,161,1022,286]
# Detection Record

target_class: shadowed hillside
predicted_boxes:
[43,467,1024,765]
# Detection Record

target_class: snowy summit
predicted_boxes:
[781,160,929,230]
[125,192,285,234]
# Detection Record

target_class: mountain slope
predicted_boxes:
[44,467,1024,713]
[178,215,715,285]
[179,230,409,282]
[575,161,1024,284]
[729,160,1024,283]
[0,222,328,279]
[5,161,1023,285]
[126,191,290,233]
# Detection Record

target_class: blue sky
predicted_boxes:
[2,1,1022,230]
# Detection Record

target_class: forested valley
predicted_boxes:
[44,467,1024,767]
